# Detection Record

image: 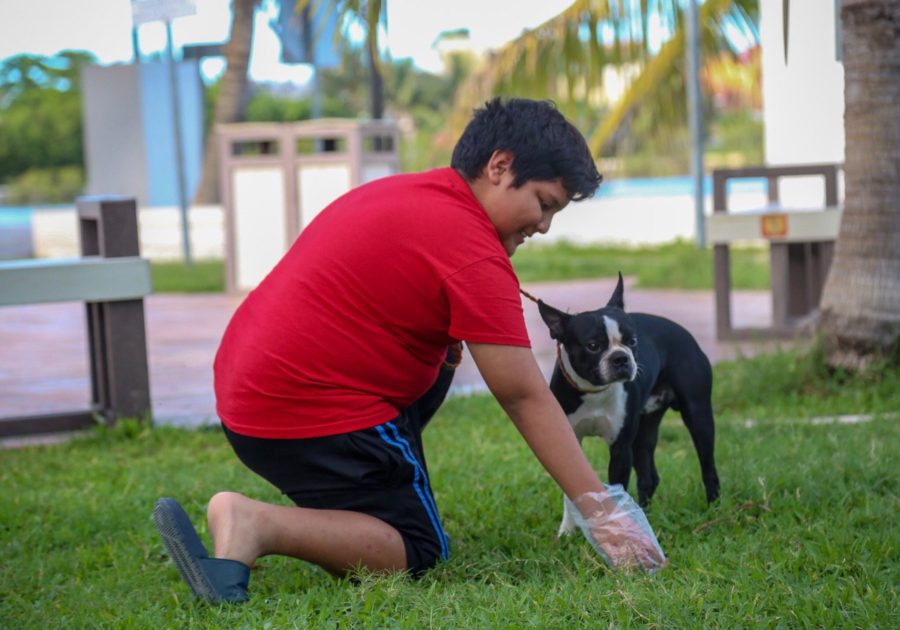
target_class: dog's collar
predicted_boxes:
[556,343,610,394]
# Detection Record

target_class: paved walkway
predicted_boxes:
[0,278,777,430]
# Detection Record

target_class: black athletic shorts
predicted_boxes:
[222,365,455,577]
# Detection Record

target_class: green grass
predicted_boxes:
[150,260,225,293]
[148,240,769,294]
[2,347,897,628]
[513,239,770,289]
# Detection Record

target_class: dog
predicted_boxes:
[537,273,720,536]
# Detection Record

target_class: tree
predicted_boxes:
[0,51,95,182]
[194,0,258,205]
[444,0,758,158]
[816,0,900,368]
[296,0,387,119]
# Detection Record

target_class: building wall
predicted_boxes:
[138,61,204,207]
[760,0,845,167]
[81,61,202,207]
[82,64,149,203]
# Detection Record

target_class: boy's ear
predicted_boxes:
[607,272,625,310]
[538,300,569,341]
[486,149,515,184]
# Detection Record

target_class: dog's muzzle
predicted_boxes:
[603,350,635,382]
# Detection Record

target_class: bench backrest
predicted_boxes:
[0,256,152,307]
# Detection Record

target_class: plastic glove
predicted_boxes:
[566,484,667,572]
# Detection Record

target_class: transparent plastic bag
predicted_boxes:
[565,484,667,572]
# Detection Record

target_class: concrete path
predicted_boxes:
[0,278,778,430]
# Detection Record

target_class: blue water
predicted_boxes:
[0,176,768,228]
[0,206,33,228]
[594,175,766,199]
[0,204,70,228]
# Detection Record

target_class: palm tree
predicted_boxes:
[455,0,898,368]
[193,0,258,205]
[296,0,388,120]
[444,0,758,156]
[816,0,900,368]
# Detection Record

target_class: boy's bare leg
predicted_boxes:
[207,491,407,576]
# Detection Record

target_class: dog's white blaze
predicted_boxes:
[603,315,621,344]
[568,383,627,445]
[600,315,637,382]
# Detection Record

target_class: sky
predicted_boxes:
[0,0,575,82]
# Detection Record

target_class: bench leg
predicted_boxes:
[86,299,152,424]
[713,244,732,340]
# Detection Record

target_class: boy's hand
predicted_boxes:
[569,488,667,571]
[465,344,665,571]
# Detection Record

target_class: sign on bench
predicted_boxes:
[0,197,153,438]
[707,164,841,341]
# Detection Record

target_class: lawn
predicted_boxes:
[149,240,770,293]
[513,239,769,289]
[150,259,227,293]
[2,347,897,628]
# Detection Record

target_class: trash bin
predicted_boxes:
[217,119,399,292]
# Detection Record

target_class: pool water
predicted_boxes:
[0,176,767,227]
[0,206,34,228]
[595,175,766,198]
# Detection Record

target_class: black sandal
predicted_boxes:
[153,497,250,604]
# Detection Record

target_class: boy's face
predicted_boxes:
[476,151,570,257]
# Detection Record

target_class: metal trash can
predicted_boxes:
[217,119,399,292]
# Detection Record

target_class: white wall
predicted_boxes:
[31,206,225,260]
[29,188,772,260]
[760,0,845,167]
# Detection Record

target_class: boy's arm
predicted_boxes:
[467,342,665,569]
[467,342,604,500]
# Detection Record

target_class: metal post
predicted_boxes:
[165,20,193,265]
[685,0,706,248]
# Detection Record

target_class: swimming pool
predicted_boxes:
[594,175,766,198]
[0,176,767,227]
[0,204,73,229]
[0,206,34,228]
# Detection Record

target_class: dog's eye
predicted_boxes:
[627,337,638,347]
[587,341,600,352]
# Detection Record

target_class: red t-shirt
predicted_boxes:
[214,168,531,439]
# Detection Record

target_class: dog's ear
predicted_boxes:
[607,272,625,310]
[538,300,569,341]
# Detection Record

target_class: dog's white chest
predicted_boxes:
[567,384,627,445]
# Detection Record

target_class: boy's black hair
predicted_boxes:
[451,98,603,201]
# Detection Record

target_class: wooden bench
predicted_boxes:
[707,164,842,341]
[0,197,153,438]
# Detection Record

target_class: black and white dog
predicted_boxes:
[538,274,720,536]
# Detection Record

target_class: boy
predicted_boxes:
[154,98,665,604]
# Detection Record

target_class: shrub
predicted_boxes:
[7,165,84,204]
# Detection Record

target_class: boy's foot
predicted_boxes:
[153,497,251,604]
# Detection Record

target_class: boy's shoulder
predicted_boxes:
[347,168,483,218]
[364,167,459,194]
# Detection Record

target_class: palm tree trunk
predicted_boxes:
[817,0,900,368]
[193,0,256,205]
[367,35,384,120]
